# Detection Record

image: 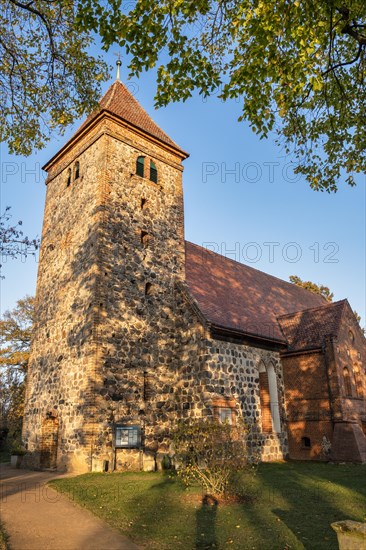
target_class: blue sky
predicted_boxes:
[1,54,365,327]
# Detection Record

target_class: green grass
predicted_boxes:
[49,462,366,550]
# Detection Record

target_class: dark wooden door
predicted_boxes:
[40,417,59,469]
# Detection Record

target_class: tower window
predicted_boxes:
[143,372,153,401]
[141,198,147,210]
[150,160,158,183]
[301,437,311,449]
[66,168,71,187]
[141,231,150,248]
[74,161,80,180]
[136,156,145,177]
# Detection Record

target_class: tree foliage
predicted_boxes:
[0,296,34,448]
[290,274,364,333]
[289,275,334,302]
[79,0,366,192]
[2,1,365,191]
[0,0,111,155]
[172,418,258,498]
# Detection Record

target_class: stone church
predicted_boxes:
[22,75,366,472]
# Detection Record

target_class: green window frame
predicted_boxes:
[150,160,157,183]
[136,156,145,177]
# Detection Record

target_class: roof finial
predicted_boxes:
[114,53,122,81]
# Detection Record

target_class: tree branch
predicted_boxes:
[336,6,366,45]
[322,43,362,75]
[8,0,57,56]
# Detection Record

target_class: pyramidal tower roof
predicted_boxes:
[44,79,188,170]
[77,80,187,155]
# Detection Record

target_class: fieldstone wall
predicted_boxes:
[22,113,191,472]
[179,338,288,462]
[22,126,109,472]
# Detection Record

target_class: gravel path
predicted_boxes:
[0,464,141,550]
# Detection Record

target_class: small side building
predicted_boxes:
[279,300,366,462]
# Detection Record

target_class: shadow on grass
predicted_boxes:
[49,464,366,550]
[257,462,366,550]
[128,473,220,549]
[195,495,219,550]
[118,472,191,548]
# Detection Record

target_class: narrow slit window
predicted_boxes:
[141,198,147,210]
[66,168,72,187]
[145,282,153,296]
[150,160,157,183]
[74,161,80,180]
[136,156,145,177]
[143,372,153,401]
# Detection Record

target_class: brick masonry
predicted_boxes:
[282,305,366,462]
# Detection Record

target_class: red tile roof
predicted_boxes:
[277,300,347,351]
[74,80,188,156]
[185,241,327,343]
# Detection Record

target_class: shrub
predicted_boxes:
[172,417,258,499]
[10,442,26,456]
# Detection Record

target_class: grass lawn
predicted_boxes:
[49,462,366,550]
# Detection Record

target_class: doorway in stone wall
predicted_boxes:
[40,416,59,469]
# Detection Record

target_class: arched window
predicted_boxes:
[343,367,353,397]
[258,362,281,433]
[136,156,145,177]
[66,168,71,187]
[74,161,80,180]
[301,436,311,449]
[150,160,158,183]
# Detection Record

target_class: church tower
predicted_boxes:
[22,75,189,472]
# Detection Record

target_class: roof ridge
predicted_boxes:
[185,240,327,302]
[277,299,348,320]
[104,81,118,109]
[185,240,342,344]
[44,80,189,170]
